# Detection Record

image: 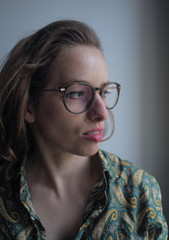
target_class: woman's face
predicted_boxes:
[29,45,109,157]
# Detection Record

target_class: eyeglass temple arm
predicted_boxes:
[41,88,65,93]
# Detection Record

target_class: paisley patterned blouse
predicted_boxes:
[0,150,168,239]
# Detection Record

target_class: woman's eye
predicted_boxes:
[66,91,85,99]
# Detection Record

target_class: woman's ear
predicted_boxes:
[25,100,35,123]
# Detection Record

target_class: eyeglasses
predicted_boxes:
[42,81,121,114]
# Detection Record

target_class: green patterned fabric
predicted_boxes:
[0,150,168,239]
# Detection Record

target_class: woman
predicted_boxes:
[0,20,168,240]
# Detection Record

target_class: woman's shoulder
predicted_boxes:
[99,148,144,173]
[98,150,168,237]
[98,149,159,188]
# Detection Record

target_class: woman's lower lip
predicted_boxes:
[83,132,103,142]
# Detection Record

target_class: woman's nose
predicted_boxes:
[87,92,109,121]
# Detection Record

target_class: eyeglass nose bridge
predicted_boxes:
[90,86,107,110]
[94,87,104,97]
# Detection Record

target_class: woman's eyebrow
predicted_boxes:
[56,79,110,87]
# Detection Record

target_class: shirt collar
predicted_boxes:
[98,149,121,181]
[19,158,38,220]
[18,149,119,219]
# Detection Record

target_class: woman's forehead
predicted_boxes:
[46,45,108,87]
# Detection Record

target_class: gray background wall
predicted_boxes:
[0,0,169,224]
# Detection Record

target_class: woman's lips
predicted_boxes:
[82,128,103,142]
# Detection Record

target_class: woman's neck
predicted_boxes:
[25,149,100,198]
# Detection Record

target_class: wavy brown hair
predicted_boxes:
[0,20,113,181]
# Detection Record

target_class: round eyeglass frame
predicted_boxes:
[42,81,121,114]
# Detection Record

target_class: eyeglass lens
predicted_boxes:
[64,83,93,113]
[103,83,118,109]
[64,82,119,114]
